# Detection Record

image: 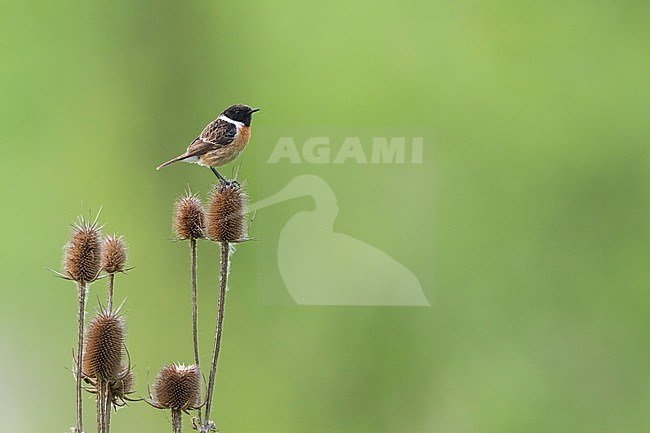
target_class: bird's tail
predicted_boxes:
[156,153,191,170]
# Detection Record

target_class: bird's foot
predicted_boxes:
[215,178,240,189]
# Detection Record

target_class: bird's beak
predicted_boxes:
[251,108,261,113]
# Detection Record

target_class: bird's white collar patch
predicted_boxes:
[219,115,244,128]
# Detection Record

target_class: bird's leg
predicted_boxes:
[210,167,240,189]
[210,167,229,185]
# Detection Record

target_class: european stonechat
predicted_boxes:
[157,104,260,184]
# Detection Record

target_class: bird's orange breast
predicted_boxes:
[199,125,251,167]
[231,125,250,152]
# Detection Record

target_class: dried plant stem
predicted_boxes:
[96,380,107,433]
[107,273,115,312]
[190,239,200,367]
[203,242,230,429]
[104,384,112,433]
[75,282,87,433]
[189,238,202,426]
[96,387,102,433]
[171,409,182,433]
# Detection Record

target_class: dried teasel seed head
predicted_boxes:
[206,184,248,242]
[101,234,127,274]
[83,311,125,381]
[153,364,201,410]
[64,216,102,284]
[173,193,206,240]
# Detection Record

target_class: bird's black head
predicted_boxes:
[222,104,260,127]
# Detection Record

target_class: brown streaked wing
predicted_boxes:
[199,118,237,146]
[184,138,217,157]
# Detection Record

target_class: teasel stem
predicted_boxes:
[190,238,200,367]
[96,387,102,433]
[189,238,203,426]
[96,380,107,433]
[171,409,182,433]
[107,273,115,313]
[203,242,230,428]
[75,281,87,433]
[95,379,114,433]
[104,382,112,433]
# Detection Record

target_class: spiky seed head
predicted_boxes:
[83,312,125,381]
[173,193,206,240]
[64,217,102,284]
[101,234,127,274]
[206,184,247,242]
[153,364,201,410]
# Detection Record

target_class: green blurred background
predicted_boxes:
[1,1,649,432]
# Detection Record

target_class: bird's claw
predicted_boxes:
[215,178,240,190]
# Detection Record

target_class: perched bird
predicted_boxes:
[157,104,260,184]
